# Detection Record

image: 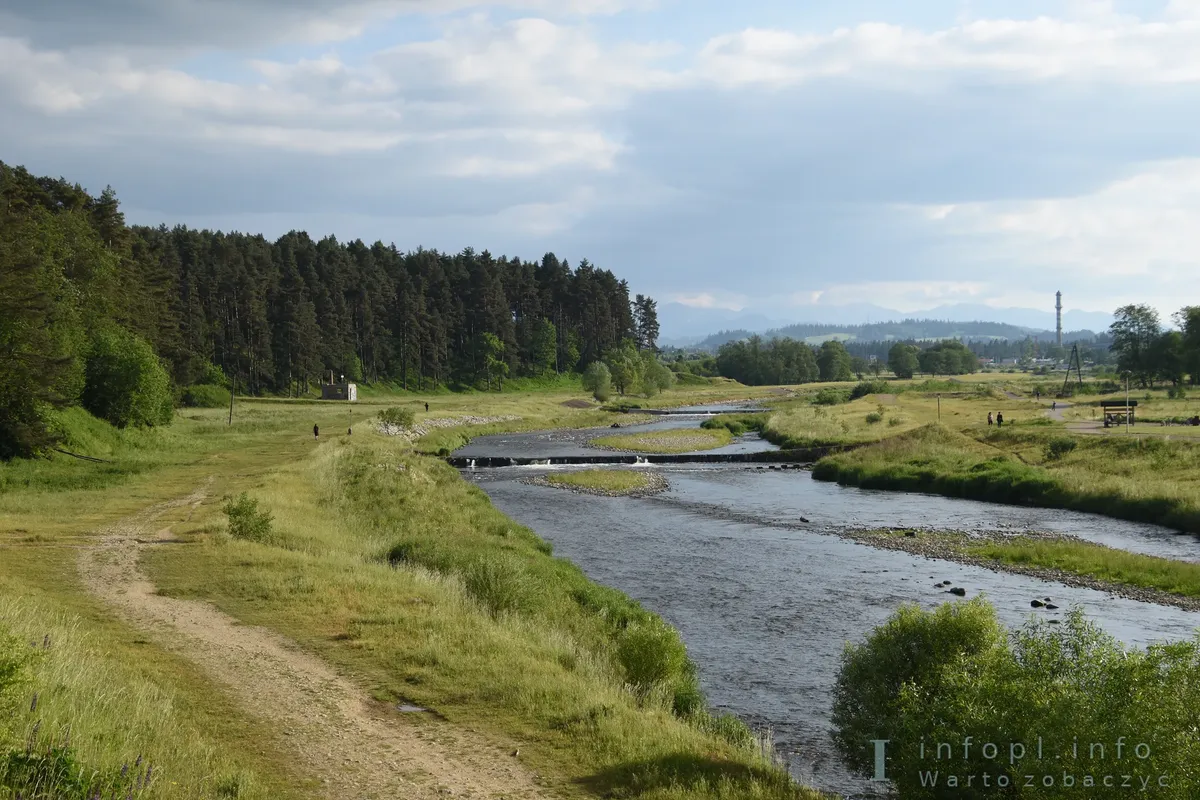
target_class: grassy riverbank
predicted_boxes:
[839,526,1200,610]
[1,382,818,799]
[812,424,1200,533]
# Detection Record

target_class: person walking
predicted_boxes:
[313,424,319,439]
[996,412,1004,427]
[1052,401,1057,411]
[424,402,429,413]
[987,412,994,426]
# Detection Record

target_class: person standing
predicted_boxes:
[996,412,1004,427]
[425,402,429,413]
[987,412,994,426]
[313,424,319,439]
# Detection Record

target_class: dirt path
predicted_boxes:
[79,485,557,800]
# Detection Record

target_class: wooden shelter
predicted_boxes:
[1100,399,1136,427]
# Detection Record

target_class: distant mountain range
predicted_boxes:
[657,301,1116,350]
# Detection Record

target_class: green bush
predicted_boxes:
[378,407,415,428]
[463,554,533,617]
[812,388,850,406]
[582,361,613,402]
[222,493,274,543]
[1168,385,1188,400]
[81,327,174,428]
[850,381,890,400]
[180,383,231,408]
[833,601,1200,798]
[617,619,692,697]
[887,416,903,427]
[1044,437,1078,461]
[865,412,884,424]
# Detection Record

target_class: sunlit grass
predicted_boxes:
[591,429,734,454]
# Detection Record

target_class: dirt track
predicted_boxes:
[78,484,556,799]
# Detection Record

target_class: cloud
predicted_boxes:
[913,158,1200,311]
[694,15,1200,89]
[0,0,656,50]
[668,293,748,311]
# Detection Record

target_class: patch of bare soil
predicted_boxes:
[78,485,557,799]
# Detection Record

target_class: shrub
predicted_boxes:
[850,380,890,400]
[833,601,1200,798]
[82,327,174,428]
[1044,437,1078,461]
[464,554,533,617]
[222,493,274,543]
[887,416,903,427]
[180,383,231,408]
[1168,385,1188,400]
[617,618,691,694]
[582,361,613,402]
[812,388,850,406]
[378,407,416,428]
[865,412,883,424]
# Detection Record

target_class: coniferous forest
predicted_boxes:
[0,162,658,459]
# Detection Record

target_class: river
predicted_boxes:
[456,411,1200,798]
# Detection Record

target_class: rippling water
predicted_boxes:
[465,463,1200,798]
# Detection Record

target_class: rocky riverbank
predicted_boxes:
[523,471,669,498]
[830,526,1200,612]
[377,414,522,440]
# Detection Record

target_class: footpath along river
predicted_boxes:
[455,409,1200,798]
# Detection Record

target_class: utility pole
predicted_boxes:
[1126,374,1131,434]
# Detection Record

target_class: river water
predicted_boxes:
[456,414,1200,798]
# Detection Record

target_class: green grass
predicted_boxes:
[965,537,1200,599]
[545,469,657,494]
[813,424,1200,533]
[591,429,734,454]
[144,435,815,799]
[1,379,821,800]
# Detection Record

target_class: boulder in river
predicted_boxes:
[1045,603,1059,610]
[1030,600,1045,608]
[798,516,811,524]
[949,587,967,597]
[610,423,621,428]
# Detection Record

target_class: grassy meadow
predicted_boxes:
[0,379,816,799]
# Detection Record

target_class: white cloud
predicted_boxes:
[787,281,988,312]
[694,16,1200,89]
[915,159,1200,310]
[669,293,748,312]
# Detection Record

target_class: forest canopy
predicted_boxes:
[0,161,658,458]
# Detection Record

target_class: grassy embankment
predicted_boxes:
[748,378,1200,597]
[543,469,664,496]
[1,381,817,799]
[590,429,733,454]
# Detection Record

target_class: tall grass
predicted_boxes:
[145,436,818,799]
[0,598,263,799]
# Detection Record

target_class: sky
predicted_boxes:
[2,0,1199,328]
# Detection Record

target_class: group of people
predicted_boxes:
[987,412,1004,427]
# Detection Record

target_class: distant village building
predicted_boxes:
[321,371,357,401]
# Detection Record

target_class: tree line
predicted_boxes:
[713,336,982,385]
[1109,304,1200,388]
[0,161,659,458]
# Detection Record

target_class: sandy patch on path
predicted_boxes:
[79,486,557,800]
